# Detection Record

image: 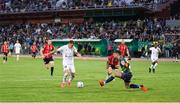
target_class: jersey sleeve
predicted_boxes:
[56,46,64,52]
[107,55,112,62]
[149,47,153,51]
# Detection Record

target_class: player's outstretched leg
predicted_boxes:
[124,82,148,92]
[129,84,148,92]
[61,69,69,88]
[67,72,75,87]
[99,75,115,87]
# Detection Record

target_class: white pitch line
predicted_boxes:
[0,75,180,82]
[0,78,60,82]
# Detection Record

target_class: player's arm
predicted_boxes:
[48,46,62,55]
[30,46,32,51]
[1,45,3,53]
[115,58,120,69]
[74,46,81,57]
[148,47,152,53]
[35,46,40,53]
[158,48,161,53]
[40,47,45,58]
[106,57,111,69]
[75,52,81,57]
[126,46,131,60]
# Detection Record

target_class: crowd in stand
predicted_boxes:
[0,0,169,13]
[0,17,179,57]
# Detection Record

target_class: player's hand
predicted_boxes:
[77,53,81,57]
[41,55,45,59]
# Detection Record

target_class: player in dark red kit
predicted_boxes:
[1,41,9,63]
[99,51,148,92]
[40,40,55,76]
[118,39,130,59]
[31,42,38,59]
[105,51,120,79]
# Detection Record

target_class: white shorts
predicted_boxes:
[151,57,158,62]
[15,51,20,54]
[63,64,75,73]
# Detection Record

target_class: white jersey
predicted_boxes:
[149,47,161,62]
[57,44,77,65]
[14,43,21,54]
[57,45,78,73]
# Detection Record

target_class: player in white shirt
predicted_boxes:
[53,40,81,88]
[149,42,161,73]
[14,40,21,61]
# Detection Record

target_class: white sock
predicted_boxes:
[17,55,19,61]
[153,63,158,69]
[68,73,72,83]
[62,72,68,83]
[150,64,153,69]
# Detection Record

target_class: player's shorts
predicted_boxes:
[108,64,118,70]
[63,64,75,73]
[15,50,20,54]
[10,49,13,53]
[121,70,133,83]
[43,57,54,64]
[3,52,8,56]
[151,57,158,62]
[32,52,36,55]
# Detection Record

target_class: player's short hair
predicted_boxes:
[114,50,121,55]
[69,40,74,44]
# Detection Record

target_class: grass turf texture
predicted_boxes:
[0,57,180,102]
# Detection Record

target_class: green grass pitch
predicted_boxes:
[0,57,180,102]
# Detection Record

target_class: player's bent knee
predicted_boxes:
[44,64,49,69]
[108,68,113,74]
[49,61,54,67]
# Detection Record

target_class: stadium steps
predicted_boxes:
[154,0,178,12]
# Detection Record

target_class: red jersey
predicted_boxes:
[31,44,37,52]
[108,55,119,65]
[1,44,9,53]
[118,44,128,56]
[43,44,54,58]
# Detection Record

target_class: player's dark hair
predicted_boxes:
[114,50,121,55]
[69,40,74,44]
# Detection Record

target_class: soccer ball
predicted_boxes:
[77,81,84,88]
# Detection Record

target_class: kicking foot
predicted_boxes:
[140,85,148,92]
[99,80,105,87]
[67,80,71,87]
[60,82,66,88]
